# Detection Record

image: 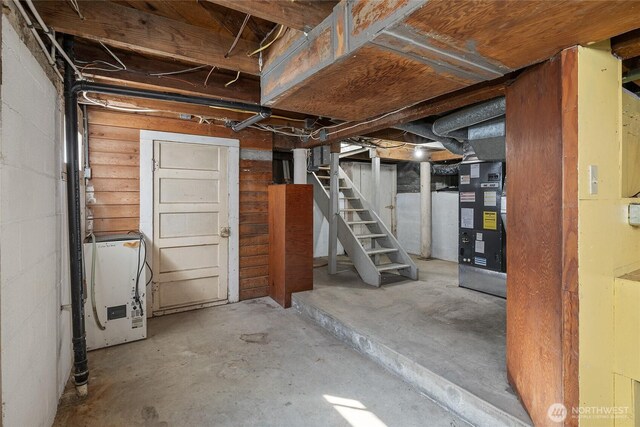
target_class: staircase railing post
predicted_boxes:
[328,151,340,274]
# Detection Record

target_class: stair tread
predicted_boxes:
[356,234,387,239]
[347,220,377,225]
[324,186,351,190]
[341,208,366,212]
[376,263,411,272]
[367,248,398,255]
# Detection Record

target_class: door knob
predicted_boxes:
[220,227,230,238]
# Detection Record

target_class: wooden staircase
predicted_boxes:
[309,166,418,287]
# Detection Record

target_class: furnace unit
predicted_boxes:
[458,161,507,297]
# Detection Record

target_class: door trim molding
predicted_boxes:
[139,130,240,314]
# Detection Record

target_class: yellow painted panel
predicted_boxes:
[578,43,621,427]
[577,43,621,203]
[613,374,639,427]
[622,91,640,198]
[615,275,640,380]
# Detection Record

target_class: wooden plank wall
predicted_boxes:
[505,49,579,426]
[85,107,273,300]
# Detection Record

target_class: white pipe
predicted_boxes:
[12,0,63,81]
[293,148,308,184]
[420,162,432,259]
[23,0,84,79]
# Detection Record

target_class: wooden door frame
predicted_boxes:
[139,130,240,313]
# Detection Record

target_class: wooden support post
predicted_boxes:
[328,152,339,274]
[420,162,432,259]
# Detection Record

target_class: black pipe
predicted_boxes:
[72,81,271,116]
[64,35,89,392]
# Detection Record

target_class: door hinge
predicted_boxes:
[152,158,159,172]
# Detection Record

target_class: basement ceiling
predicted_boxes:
[261,0,640,120]
[28,0,640,141]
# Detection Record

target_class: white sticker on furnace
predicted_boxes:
[475,240,485,254]
[484,191,497,207]
[460,175,471,185]
[460,192,475,203]
[470,163,480,178]
[461,208,474,229]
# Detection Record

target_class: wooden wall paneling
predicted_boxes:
[506,51,579,426]
[85,106,275,300]
[238,152,273,300]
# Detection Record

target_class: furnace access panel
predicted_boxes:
[458,162,505,272]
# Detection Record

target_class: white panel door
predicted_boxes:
[153,140,229,315]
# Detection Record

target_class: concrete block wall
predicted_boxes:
[1,15,71,426]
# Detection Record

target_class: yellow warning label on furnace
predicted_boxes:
[483,211,497,230]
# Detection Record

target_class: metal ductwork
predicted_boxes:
[395,120,464,155]
[467,117,506,161]
[432,97,505,138]
[431,163,460,175]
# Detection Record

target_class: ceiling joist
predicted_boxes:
[33,0,261,74]
[73,42,261,104]
[305,76,512,146]
[612,29,640,60]
[205,0,337,33]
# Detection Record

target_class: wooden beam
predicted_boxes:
[34,0,260,74]
[85,105,299,150]
[612,29,640,60]
[430,150,462,162]
[304,76,511,146]
[74,42,260,104]
[205,0,336,32]
[79,94,308,129]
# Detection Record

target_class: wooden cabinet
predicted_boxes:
[268,184,313,308]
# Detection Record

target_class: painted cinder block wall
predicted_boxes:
[0,14,72,426]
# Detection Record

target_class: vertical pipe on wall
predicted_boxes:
[293,148,308,184]
[328,152,339,274]
[420,162,432,259]
[63,35,89,395]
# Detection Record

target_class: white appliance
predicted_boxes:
[83,233,147,350]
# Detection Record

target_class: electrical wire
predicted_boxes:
[149,64,208,76]
[225,14,250,58]
[310,104,413,140]
[24,0,84,79]
[225,71,241,87]
[89,233,106,331]
[204,65,216,87]
[67,0,84,19]
[82,92,159,113]
[99,42,126,70]
[247,24,285,57]
[11,0,63,81]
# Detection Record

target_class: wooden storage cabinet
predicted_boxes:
[268,184,313,308]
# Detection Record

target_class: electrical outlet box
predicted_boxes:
[629,204,640,226]
[589,165,598,195]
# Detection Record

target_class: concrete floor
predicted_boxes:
[54,297,467,426]
[293,257,531,426]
